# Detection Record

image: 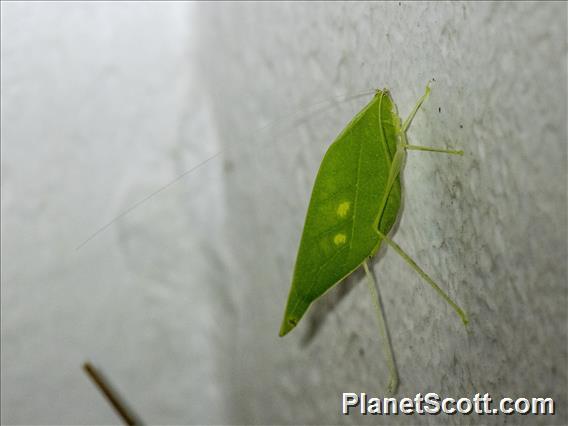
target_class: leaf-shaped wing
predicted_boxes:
[280,90,402,336]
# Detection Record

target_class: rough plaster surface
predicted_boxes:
[195,2,567,425]
[1,2,566,425]
[1,3,229,424]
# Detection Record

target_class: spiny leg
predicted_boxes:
[401,83,464,155]
[401,82,431,133]
[363,260,399,394]
[404,144,464,156]
[377,231,469,326]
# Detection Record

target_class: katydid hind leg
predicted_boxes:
[376,231,469,326]
[363,260,399,394]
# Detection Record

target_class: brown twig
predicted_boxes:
[82,361,143,425]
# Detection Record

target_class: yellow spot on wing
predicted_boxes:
[337,201,351,218]
[334,233,347,246]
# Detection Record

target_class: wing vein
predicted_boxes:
[347,135,365,262]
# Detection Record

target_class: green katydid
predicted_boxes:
[279,83,467,393]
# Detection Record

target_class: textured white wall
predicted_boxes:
[1,2,229,424]
[194,2,567,425]
[1,2,566,425]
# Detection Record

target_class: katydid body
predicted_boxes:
[279,84,467,392]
